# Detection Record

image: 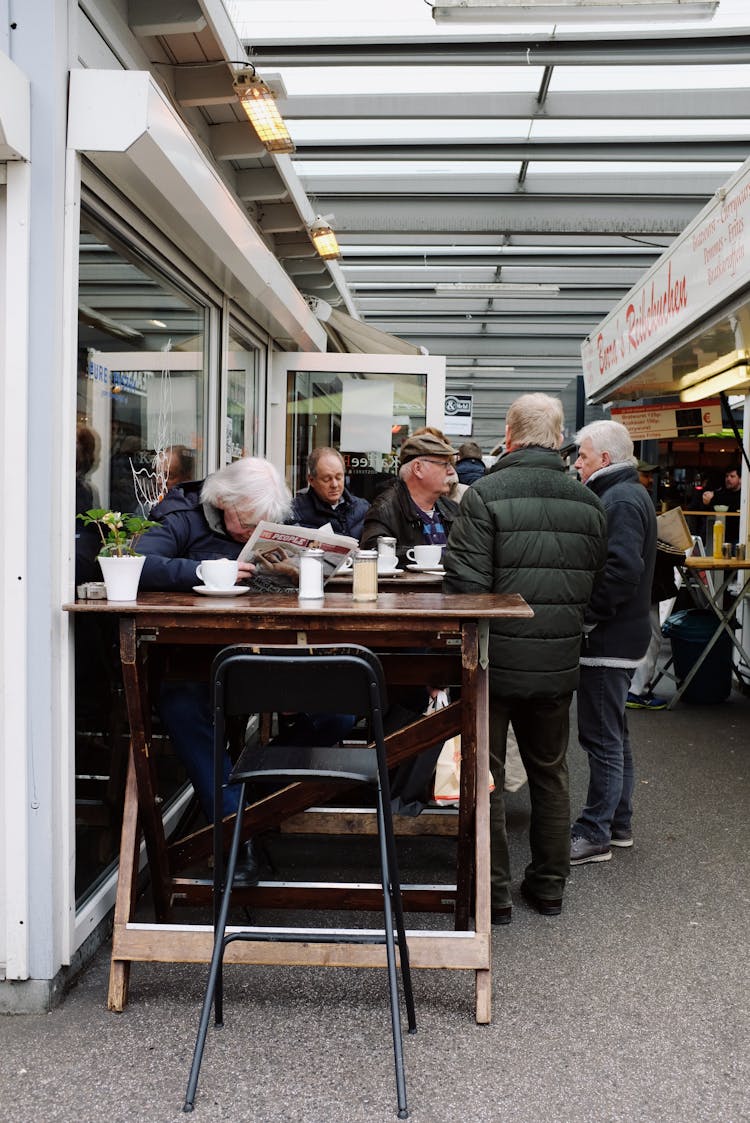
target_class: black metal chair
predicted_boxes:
[183,644,416,1119]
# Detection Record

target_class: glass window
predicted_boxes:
[287,369,427,501]
[225,325,260,461]
[76,214,207,523]
[74,212,211,905]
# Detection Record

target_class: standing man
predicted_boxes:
[360,431,460,563]
[702,464,742,544]
[292,446,370,539]
[443,394,607,922]
[571,420,657,865]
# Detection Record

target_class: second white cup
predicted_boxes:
[377,554,399,574]
[407,544,443,568]
[196,558,239,589]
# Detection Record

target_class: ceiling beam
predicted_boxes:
[128,0,206,36]
[246,28,750,67]
[291,138,750,161]
[209,122,266,159]
[308,195,703,234]
[298,171,729,197]
[282,88,750,121]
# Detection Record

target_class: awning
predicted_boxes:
[310,298,424,356]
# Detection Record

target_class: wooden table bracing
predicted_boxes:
[65,590,533,1023]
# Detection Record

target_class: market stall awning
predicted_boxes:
[581,154,750,406]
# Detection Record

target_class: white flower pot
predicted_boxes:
[98,554,146,602]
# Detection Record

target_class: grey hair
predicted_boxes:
[307,446,344,477]
[575,419,635,466]
[506,393,564,450]
[201,457,292,523]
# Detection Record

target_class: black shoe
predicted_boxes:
[231,841,260,886]
[520,880,562,916]
[491,906,512,926]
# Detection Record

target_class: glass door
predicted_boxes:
[270,352,446,500]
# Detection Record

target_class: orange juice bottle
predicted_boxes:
[712,516,725,559]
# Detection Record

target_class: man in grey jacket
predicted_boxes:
[571,420,657,865]
[444,394,607,923]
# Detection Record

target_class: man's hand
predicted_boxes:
[702,490,714,506]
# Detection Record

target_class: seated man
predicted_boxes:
[360,432,460,564]
[292,446,369,538]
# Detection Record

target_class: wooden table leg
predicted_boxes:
[118,618,172,922]
[473,653,492,1025]
[455,622,478,931]
[107,750,140,1012]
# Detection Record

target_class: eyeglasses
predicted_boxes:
[417,457,455,470]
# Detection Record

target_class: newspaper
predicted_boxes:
[237,521,358,590]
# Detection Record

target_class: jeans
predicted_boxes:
[489,692,573,907]
[159,681,240,820]
[159,681,356,822]
[575,664,635,845]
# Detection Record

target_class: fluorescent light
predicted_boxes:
[679,367,750,402]
[233,69,295,155]
[435,282,560,293]
[432,0,719,23]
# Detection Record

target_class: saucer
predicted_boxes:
[406,563,444,574]
[193,585,250,597]
[378,568,404,576]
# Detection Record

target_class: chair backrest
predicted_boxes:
[211,644,388,730]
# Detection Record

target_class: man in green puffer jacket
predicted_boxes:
[443,393,607,924]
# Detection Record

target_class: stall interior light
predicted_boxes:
[232,69,295,154]
[431,0,719,22]
[309,217,341,260]
[679,366,750,402]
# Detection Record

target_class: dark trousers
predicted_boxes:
[489,692,573,907]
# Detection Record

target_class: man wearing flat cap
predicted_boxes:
[360,431,460,565]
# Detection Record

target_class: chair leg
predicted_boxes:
[380,786,416,1035]
[183,786,246,1112]
[375,788,410,1120]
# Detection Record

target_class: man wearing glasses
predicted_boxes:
[360,431,460,565]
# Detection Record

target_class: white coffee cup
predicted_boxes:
[377,554,399,574]
[196,558,239,589]
[406,544,443,568]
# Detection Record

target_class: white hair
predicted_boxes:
[201,457,292,523]
[575,419,636,467]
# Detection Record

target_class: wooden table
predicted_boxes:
[65,590,532,1023]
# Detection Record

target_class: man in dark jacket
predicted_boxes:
[571,420,657,865]
[360,431,460,564]
[443,394,607,923]
[291,446,369,539]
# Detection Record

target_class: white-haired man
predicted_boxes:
[571,420,657,865]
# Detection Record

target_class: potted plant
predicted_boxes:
[77,508,157,601]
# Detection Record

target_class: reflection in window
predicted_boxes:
[287,369,427,502]
[74,213,209,905]
[76,216,206,525]
[226,327,259,460]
